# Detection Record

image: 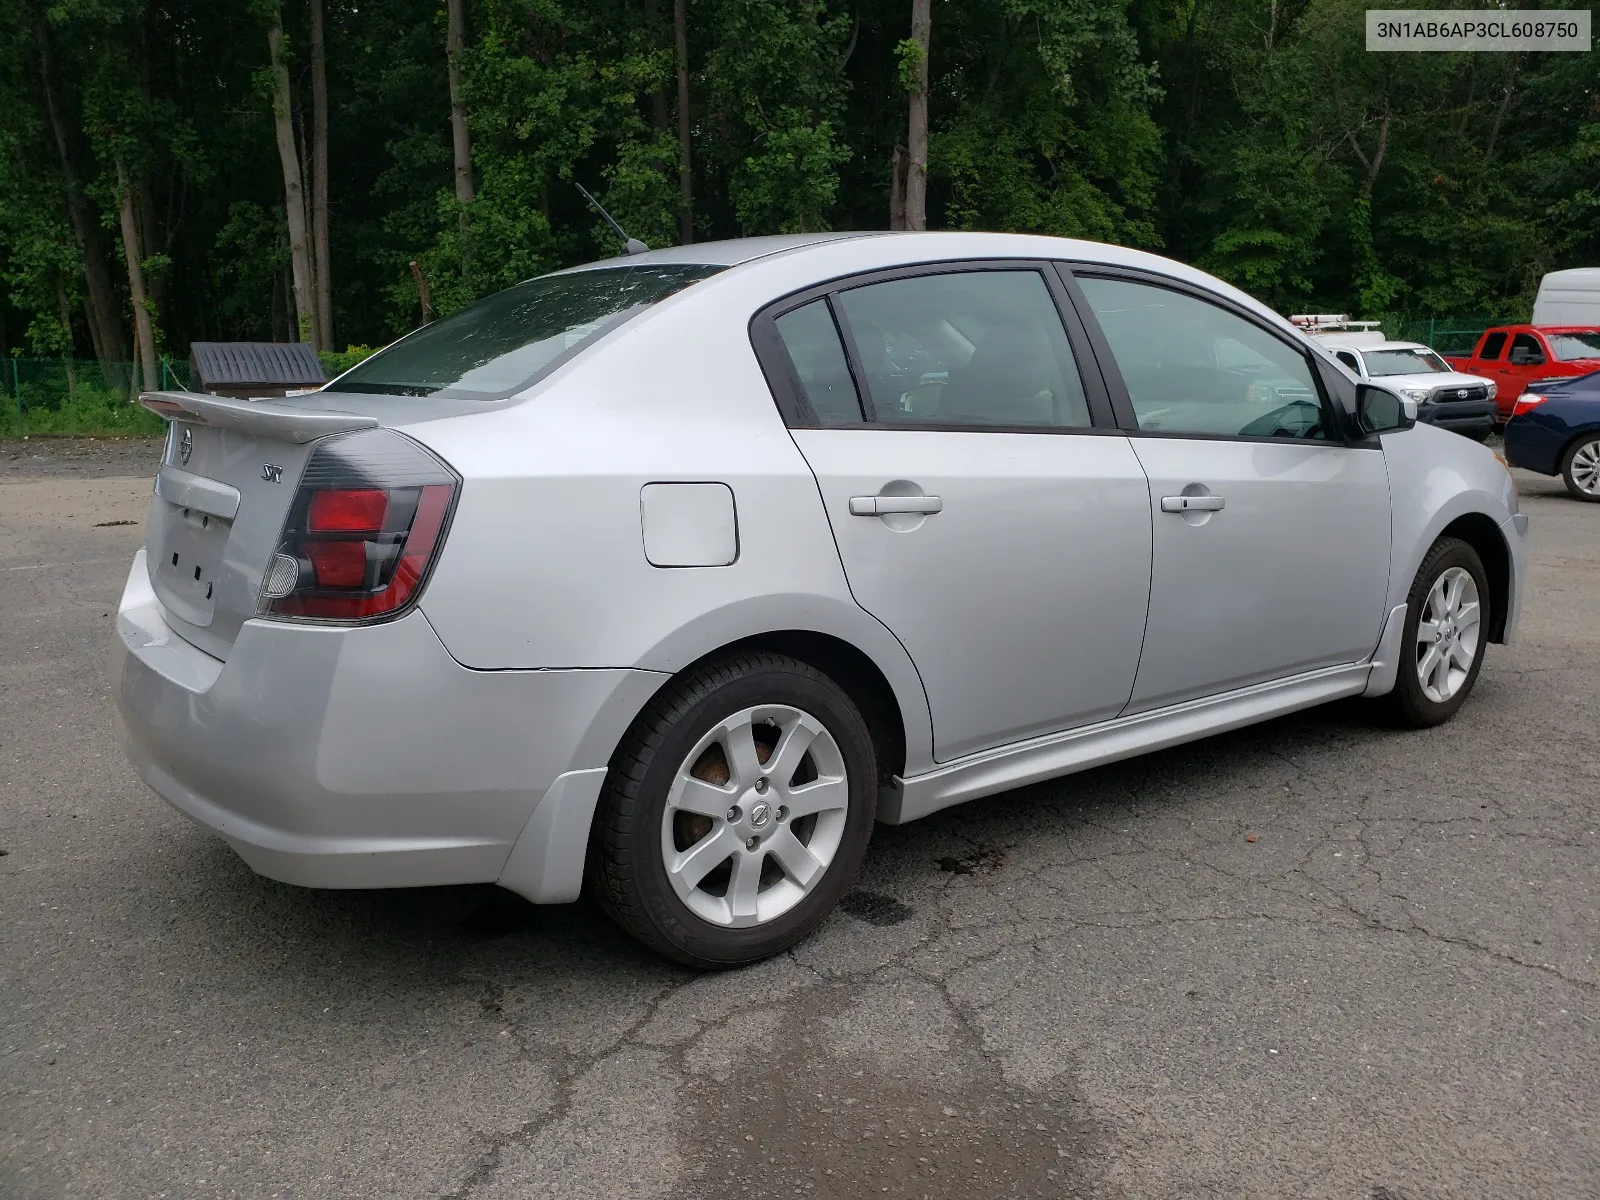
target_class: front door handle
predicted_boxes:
[849,495,944,516]
[1160,494,1225,513]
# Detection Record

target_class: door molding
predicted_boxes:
[879,659,1373,824]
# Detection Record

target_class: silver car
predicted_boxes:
[114,232,1527,968]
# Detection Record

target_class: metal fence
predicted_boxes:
[1,357,186,436]
[1380,316,1501,356]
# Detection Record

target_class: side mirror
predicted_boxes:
[1356,383,1417,434]
[1509,347,1545,365]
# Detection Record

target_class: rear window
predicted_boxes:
[1549,332,1600,361]
[1364,348,1448,376]
[325,263,725,399]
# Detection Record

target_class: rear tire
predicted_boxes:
[1377,537,1490,728]
[1560,435,1600,502]
[591,651,877,969]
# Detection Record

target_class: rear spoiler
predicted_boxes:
[138,390,379,443]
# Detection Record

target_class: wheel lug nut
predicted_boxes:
[754,778,768,794]
[746,835,760,850]
[777,806,789,823]
[727,806,741,822]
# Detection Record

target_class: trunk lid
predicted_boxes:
[139,390,428,661]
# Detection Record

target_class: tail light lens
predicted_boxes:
[260,429,459,623]
[1511,393,1547,419]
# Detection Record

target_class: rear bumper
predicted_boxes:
[1418,400,1497,436]
[1502,417,1564,476]
[113,551,664,896]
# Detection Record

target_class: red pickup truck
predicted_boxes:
[1445,325,1600,419]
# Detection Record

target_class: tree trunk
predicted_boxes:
[271,267,290,342]
[409,261,434,326]
[54,273,78,391]
[674,0,693,243]
[890,143,908,230]
[447,0,475,207]
[116,159,159,393]
[268,10,317,345]
[309,0,332,350]
[905,0,931,231]
[37,18,127,366]
[644,0,669,131]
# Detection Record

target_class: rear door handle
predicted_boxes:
[849,495,943,516]
[1160,494,1225,513]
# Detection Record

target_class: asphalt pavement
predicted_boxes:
[2,437,1595,1199]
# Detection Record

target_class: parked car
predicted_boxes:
[1445,324,1600,416]
[1502,369,1600,501]
[114,233,1527,969]
[1297,320,1497,441]
[1532,267,1600,326]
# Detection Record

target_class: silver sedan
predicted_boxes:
[114,232,1527,967]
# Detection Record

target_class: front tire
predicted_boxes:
[1378,537,1490,728]
[1560,435,1600,502]
[591,651,878,969]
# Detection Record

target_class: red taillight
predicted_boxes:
[309,488,388,532]
[305,540,369,588]
[1511,393,1547,419]
[261,429,458,624]
[271,484,453,619]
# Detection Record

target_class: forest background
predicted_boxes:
[2,0,1597,394]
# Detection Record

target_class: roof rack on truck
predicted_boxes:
[1289,314,1384,333]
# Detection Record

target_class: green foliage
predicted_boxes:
[894,38,925,93]
[0,382,165,438]
[318,345,376,376]
[2,0,1597,363]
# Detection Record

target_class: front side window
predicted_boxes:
[1364,348,1449,376]
[833,270,1091,428]
[1335,350,1361,372]
[325,264,724,399]
[1076,276,1326,440]
[1509,333,1546,365]
[1548,332,1600,361]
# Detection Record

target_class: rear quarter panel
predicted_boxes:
[394,252,945,772]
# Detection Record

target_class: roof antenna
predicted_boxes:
[576,182,649,256]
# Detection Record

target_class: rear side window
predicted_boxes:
[1479,332,1507,360]
[325,263,724,400]
[835,270,1091,428]
[1077,275,1326,440]
[773,301,862,425]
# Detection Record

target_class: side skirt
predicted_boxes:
[879,662,1372,825]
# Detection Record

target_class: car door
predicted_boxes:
[1062,267,1391,713]
[1468,332,1512,415]
[752,263,1153,762]
[1507,331,1549,397]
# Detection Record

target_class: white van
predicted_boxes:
[1532,268,1600,326]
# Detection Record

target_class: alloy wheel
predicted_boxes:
[660,704,849,928]
[1569,439,1600,496]
[1415,565,1482,704]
